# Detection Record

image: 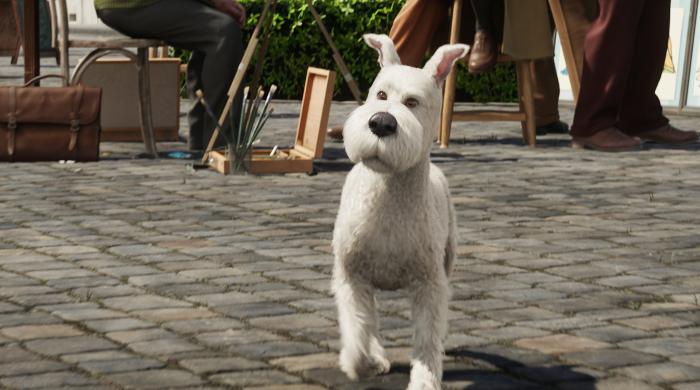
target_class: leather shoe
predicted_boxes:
[468,30,497,74]
[327,126,343,141]
[537,120,569,135]
[637,124,698,145]
[571,127,641,152]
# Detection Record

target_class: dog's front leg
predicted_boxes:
[408,275,448,390]
[334,275,381,380]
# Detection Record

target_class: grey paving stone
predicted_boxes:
[210,369,302,387]
[558,377,664,390]
[179,357,268,374]
[574,325,652,343]
[83,317,154,333]
[163,317,244,334]
[24,336,118,356]
[234,341,323,359]
[79,357,165,374]
[133,307,218,322]
[612,362,700,384]
[127,338,203,356]
[50,307,127,321]
[102,294,192,311]
[671,354,700,368]
[620,337,700,357]
[60,350,139,363]
[614,315,694,331]
[106,369,202,388]
[0,371,97,388]
[0,345,40,363]
[674,382,700,390]
[106,328,176,344]
[471,326,551,341]
[269,352,338,372]
[0,324,83,340]
[0,360,68,376]
[248,313,333,330]
[561,348,662,369]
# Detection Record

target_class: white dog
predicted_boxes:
[332,34,467,390]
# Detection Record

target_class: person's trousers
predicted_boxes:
[389,0,581,126]
[571,0,670,137]
[96,0,244,150]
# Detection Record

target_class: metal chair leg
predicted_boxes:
[136,48,158,158]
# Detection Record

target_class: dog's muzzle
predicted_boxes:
[368,112,397,138]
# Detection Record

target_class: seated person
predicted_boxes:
[468,0,497,74]
[94,0,246,151]
[388,0,590,135]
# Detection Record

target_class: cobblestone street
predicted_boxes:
[2,56,700,389]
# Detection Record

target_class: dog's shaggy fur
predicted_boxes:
[332,34,467,390]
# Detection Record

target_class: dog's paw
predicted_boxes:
[369,353,391,376]
[407,361,441,390]
[406,381,439,390]
[339,347,391,380]
[368,343,391,375]
[339,348,361,380]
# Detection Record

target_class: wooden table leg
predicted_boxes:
[23,0,40,85]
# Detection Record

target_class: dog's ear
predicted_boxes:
[363,34,401,67]
[423,44,469,87]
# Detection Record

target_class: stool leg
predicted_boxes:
[440,69,458,149]
[439,0,463,148]
[136,48,158,157]
[516,60,537,147]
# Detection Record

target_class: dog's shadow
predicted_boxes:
[326,348,597,390]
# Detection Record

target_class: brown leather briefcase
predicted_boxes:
[0,75,101,162]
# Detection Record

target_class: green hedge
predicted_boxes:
[180,0,517,103]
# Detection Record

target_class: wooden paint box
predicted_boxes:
[210,67,335,175]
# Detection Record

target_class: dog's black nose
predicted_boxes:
[368,112,397,138]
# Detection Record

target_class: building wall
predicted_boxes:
[65,0,103,26]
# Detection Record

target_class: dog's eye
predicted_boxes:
[377,91,387,100]
[404,98,419,108]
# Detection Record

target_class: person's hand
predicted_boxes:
[213,0,246,26]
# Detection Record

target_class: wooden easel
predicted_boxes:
[201,0,363,163]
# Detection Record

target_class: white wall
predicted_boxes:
[65,0,103,26]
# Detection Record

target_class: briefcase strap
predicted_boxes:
[23,75,70,87]
[68,86,85,153]
[6,87,17,157]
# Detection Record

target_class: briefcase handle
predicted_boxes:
[23,74,70,87]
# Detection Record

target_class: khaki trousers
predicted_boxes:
[389,0,595,126]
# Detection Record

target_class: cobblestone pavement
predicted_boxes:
[2,55,700,389]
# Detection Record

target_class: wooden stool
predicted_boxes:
[439,0,537,148]
[548,0,583,102]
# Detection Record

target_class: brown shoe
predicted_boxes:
[327,126,343,141]
[637,124,698,145]
[571,127,641,152]
[468,30,497,74]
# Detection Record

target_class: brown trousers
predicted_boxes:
[571,0,670,136]
[389,0,593,126]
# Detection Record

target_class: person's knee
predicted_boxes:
[214,18,243,54]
